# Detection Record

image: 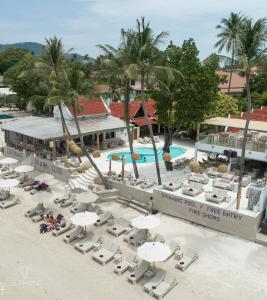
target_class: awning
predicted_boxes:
[131,117,157,127]
[201,117,267,132]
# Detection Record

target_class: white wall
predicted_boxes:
[115,128,128,142]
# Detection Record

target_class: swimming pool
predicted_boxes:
[107,146,186,164]
[0,114,14,119]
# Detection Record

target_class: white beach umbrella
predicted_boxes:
[71,211,98,230]
[0,179,19,191]
[15,165,34,179]
[14,165,34,173]
[131,215,161,230]
[0,157,18,169]
[75,191,97,204]
[137,242,171,263]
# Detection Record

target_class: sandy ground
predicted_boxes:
[0,172,267,300]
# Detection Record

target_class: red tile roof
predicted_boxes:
[216,70,246,93]
[109,99,156,120]
[68,98,109,116]
[132,117,157,126]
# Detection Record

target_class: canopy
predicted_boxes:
[14,165,34,173]
[201,117,267,132]
[0,157,18,165]
[131,215,160,230]
[71,212,98,227]
[137,242,171,263]
[0,179,19,189]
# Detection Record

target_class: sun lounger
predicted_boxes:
[128,229,147,247]
[52,222,74,237]
[175,253,198,271]
[95,211,113,226]
[144,269,166,294]
[107,217,131,237]
[128,260,150,284]
[31,208,51,222]
[19,177,34,188]
[0,169,14,178]
[141,181,155,189]
[188,172,209,184]
[213,178,234,191]
[206,187,228,203]
[182,181,204,197]
[0,195,20,209]
[152,272,178,299]
[92,240,120,265]
[114,253,138,275]
[164,240,180,261]
[129,178,144,186]
[60,195,76,208]
[63,226,85,243]
[207,167,223,178]
[70,202,91,214]
[137,137,146,144]
[154,136,160,143]
[144,137,151,143]
[152,234,165,243]
[25,203,44,217]
[162,181,182,191]
[0,189,10,200]
[3,171,19,179]
[74,231,100,254]
[24,181,40,192]
[54,193,71,204]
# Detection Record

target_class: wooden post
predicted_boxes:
[121,157,125,180]
[22,135,27,150]
[108,159,112,176]
[215,126,219,133]
[96,133,100,150]
[32,138,36,153]
[52,140,57,161]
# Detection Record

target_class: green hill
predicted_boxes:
[0,42,44,55]
[0,42,95,63]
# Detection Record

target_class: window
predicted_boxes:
[130,80,135,86]
[105,132,115,139]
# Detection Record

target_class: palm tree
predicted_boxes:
[48,63,109,189]
[43,37,70,138]
[97,29,139,179]
[235,17,267,209]
[215,12,243,93]
[130,17,169,185]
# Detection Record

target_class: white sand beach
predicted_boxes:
[0,171,267,300]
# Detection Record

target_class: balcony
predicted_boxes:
[197,132,267,162]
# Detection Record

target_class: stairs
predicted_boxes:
[68,168,98,192]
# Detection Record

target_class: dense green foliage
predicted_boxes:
[0,47,29,74]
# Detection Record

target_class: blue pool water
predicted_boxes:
[107,146,186,164]
[0,114,14,119]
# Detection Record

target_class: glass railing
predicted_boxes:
[199,134,267,153]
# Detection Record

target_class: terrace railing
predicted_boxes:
[199,133,267,153]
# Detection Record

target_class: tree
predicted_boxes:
[130,17,170,185]
[98,29,139,179]
[43,37,70,139]
[0,47,29,74]
[207,92,239,118]
[3,54,38,110]
[235,17,267,209]
[47,62,109,189]
[215,12,243,93]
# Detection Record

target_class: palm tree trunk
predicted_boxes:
[124,82,139,178]
[236,72,251,209]
[227,47,235,94]
[140,72,162,185]
[58,103,70,157]
[71,99,109,189]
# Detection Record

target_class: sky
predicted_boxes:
[1,0,267,59]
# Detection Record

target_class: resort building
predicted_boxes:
[216,69,246,95]
[1,98,130,160]
[109,99,158,138]
[196,116,267,162]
